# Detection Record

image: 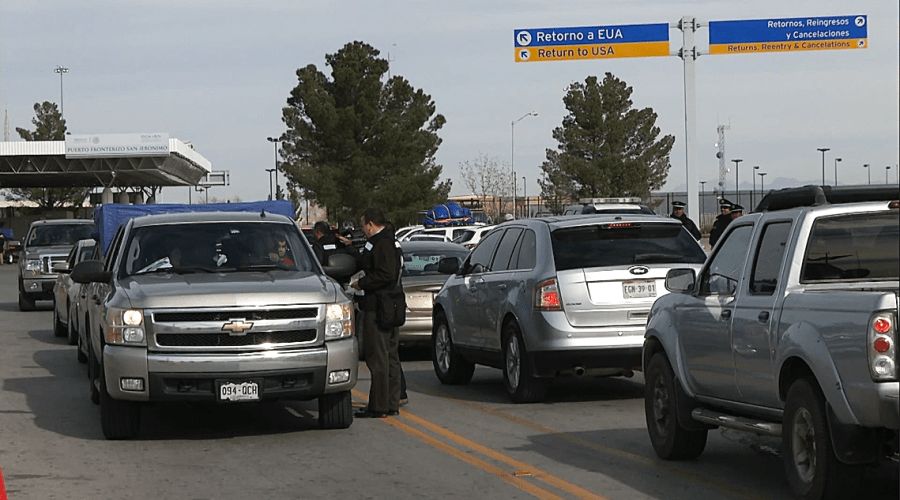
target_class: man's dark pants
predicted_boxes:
[363,310,401,413]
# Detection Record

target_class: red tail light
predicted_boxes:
[869,313,897,381]
[534,279,562,311]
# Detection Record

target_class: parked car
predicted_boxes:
[563,197,656,215]
[643,185,899,500]
[354,240,470,360]
[452,225,496,250]
[400,226,473,242]
[73,243,103,365]
[51,238,97,345]
[18,219,94,311]
[431,214,707,403]
[395,225,424,241]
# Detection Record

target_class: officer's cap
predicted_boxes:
[731,204,744,213]
[672,201,686,209]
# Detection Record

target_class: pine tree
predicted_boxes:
[541,73,674,200]
[278,41,450,226]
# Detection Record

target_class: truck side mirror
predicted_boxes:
[71,260,112,284]
[665,268,695,293]
[323,253,356,280]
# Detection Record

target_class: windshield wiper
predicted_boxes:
[232,264,292,272]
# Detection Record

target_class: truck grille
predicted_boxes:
[153,308,318,322]
[156,329,317,347]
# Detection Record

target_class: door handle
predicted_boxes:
[721,309,732,319]
[758,311,770,322]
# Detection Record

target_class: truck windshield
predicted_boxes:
[120,222,316,277]
[551,222,707,271]
[801,211,899,282]
[27,224,93,247]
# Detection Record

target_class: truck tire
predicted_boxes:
[782,378,863,500]
[503,321,550,403]
[67,303,78,346]
[52,303,66,337]
[99,362,141,440]
[76,331,88,363]
[432,311,475,385]
[644,353,708,460]
[18,292,35,312]
[88,343,100,404]
[318,391,353,429]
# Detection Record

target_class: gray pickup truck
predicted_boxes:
[643,185,898,500]
[17,219,94,310]
[72,207,359,439]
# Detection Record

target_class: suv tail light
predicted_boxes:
[534,279,562,311]
[868,312,897,381]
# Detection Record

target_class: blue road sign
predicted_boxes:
[709,15,867,55]
[514,23,669,62]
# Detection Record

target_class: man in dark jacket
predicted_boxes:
[709,200,733,248]
[350,207,403,418]
[670,201,701,241]
[311,221,351,266]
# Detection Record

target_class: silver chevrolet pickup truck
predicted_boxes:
[72,209,358,439]
[643,185,898,500]
[17,219,94,311]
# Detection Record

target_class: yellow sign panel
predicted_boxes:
[709,38,867,55]
[515,41,669,63]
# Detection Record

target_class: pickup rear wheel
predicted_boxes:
[99,361,142,440]
[782,378,863,500]
[88,341,100,404]
[644,353,708,459]
[432,311,475,385]
[67,303,78,346]
[503,322,550,404]
[318,390,353,429]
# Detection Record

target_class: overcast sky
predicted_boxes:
[1,0,898,204]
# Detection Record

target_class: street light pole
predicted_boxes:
[511,111,538,218]
[752,166,759,208]
[731,158,743,206]
[54,65,69,121]
[864,164,870,185]
[888,166,892,185]
[817,148,830,185]
[265,169,275,200]
[758,172,767,200]
[266,137,281,199]
[834,157,842,186]
[699,181,706,223]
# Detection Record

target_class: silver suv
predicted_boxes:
[431,215,707,403]
[18,219,94,311]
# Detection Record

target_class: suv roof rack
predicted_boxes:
[755,185,900,212]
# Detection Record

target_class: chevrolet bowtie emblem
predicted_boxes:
[222,320,253,335]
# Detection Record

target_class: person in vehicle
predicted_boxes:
[268,235,294,266]
[670,201,701,241]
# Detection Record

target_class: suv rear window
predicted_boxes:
[551,222,707,271]
[801,211,899,282]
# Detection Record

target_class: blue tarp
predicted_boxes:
[93,200,294,254]
[423,201,473,227]
[0,228,13,239]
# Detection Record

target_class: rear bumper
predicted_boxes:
[531,347,642,378]
[103,338,358,402]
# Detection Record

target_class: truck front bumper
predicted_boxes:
[103,337,358,402]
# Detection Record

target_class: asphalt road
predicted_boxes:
[0,264,896,500]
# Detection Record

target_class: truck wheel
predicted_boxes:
[67,303,78,346]
[318,391,353,429]
[432,311,474,385]
[18,292,35,312]
[88,343,100,404]
[52,303,67,337]
[76,330,88,363]
[644,353,708,459]
[503,322,550,403]
[99,362,141,440]
[783,378,863,500]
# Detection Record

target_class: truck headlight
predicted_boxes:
[325,302,353,340]
[26,259,41,274]
[106,307,146,345]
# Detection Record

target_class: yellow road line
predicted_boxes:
[352,388,608,500]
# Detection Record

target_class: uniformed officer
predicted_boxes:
[670,201,701,241]
[709,199,733,248]
[730,204,744,219]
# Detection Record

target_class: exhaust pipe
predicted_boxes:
[573,366,585,377]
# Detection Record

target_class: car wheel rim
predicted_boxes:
[652,372,670,436]
[506,334,520,391]
[436,324,451,373]
[790,408,817,484]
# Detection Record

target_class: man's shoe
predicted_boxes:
[387,410,400,416]
[399,397,409,406]
[354,409,387,418]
